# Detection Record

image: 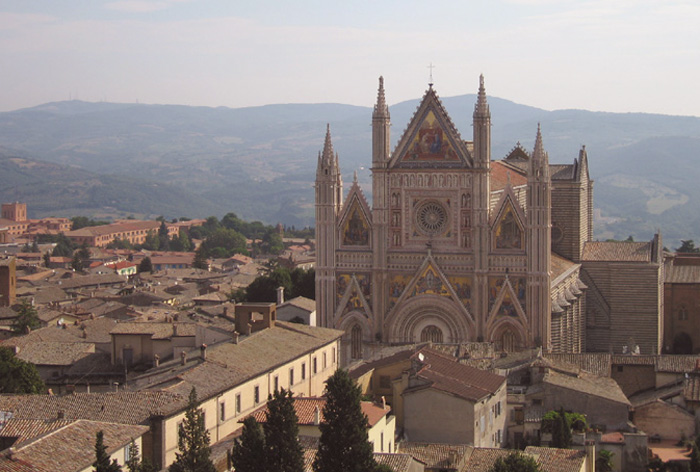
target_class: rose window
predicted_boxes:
[416,200,448,236]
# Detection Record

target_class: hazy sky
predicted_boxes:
[1,0,698,116]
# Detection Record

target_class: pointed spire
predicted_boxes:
[322,123,335,165]
[530,123,550,179]
[474,74,490,116]
[373,76,389,118]
[353,170,358,183]
[533,123,545,160]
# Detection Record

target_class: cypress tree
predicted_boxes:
[264,388,303,472]
[93,430,123,472]
[313,369,377,472]
[168,387,216,472]
[231,417,267,472]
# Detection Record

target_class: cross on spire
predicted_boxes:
[427,63,435,87]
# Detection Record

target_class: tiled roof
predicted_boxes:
[665,264,700,284]
[397,442,472,469]
[374,453,419,472]
[600,432,625,444]
[0,391,184,424]
[655,355,700,373]
[0,418,73,446]
[110,321,197,339]
[15,341,95,366]
[250,397,389,427]
[279,296,316,313]
[349,347,417,379]
[627,383,684,408]
[406,348,505,402]
[11,420,148,472]
[543,370,630,405]
[490,161,527,192]
[0,457,43,472]
[145,322,342,404]
[551,253,579,282]
[582,241,653,262]
[65,220,159,237]
[57,273,126,289]
[299,435,319,472]
[462,447,510,472]
[550,165,575,181]
[525,446,587,472]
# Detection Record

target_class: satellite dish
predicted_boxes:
[418,353,425,362]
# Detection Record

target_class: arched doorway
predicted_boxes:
[351,324,363,359]
[501,329,517,352]
[420,325,444,343]
[673,332,693,354]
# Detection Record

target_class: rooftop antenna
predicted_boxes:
[427,62,435,88]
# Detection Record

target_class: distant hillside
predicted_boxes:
[1,97,700,247]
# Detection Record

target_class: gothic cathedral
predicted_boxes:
[315,76,593,360]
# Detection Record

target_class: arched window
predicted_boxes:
[678,305,689,321]
[420,325,443,343]
[351,325,363,359]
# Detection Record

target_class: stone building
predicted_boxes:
[315,75,663,358]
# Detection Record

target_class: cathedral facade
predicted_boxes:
[315,76,593,359]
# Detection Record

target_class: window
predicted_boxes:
[274,376,279,392]
[351,325,362,359]
[679,306,689,320]
[220,402,225,422]
[254,386,260,404]
[125,441,135,462]
[381,432,384,452]
[379,375,391,389]
[617,366,624,373]
[302,363,306,380]
[290,368,295,386]
[313,357,317,374]
[236,394,241,414]
[323,352,327,369]
[332,347,336,364]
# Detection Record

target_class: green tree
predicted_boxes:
[264,388,303,472]
[93,430,123,472]
[169,387,216,472]
[43,251,50,267]
[246,267,293,303]
[231,417,266,472]
[0,347,45,393]
[158,221,171,251]
[489,451,540,472]
[313,369,377,472]
[142,230,160,251]
[261,230,284,255]
[138,257,153,274]
[71,252,85,272]
[124,438,155,472]
[550,408,572,449]
[199,228,247,259]
[12,299,40,335]
[107,237,134,250]
[170,232,192,252]
[678,240,700,253]
[193,247,209,270]
[597,449,614,472]
[51,234,75,257]
[291,268,315,300]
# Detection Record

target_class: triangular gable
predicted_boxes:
[487,276,528,323]
[388,253,474,322]
[504,142,530,162]
[389,88,473,169]
[338,184,372,248]
[490,187,526,251]
[336,273,372,320]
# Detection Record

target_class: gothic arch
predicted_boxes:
[673,332,693,354]
[338,311,372,360]
[384,295,474,344]
[488,318,527,352]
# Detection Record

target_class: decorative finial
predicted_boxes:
[427,63,435,88]
[474,74,489,116]
[374,76,388,115]
[353,170,358,183]
[322,123,335,164]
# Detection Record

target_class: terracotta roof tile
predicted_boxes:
[374,453,418,472]
[525,446,587,472]
[0,391,184,424]
[250,397,389,427]
[665,264,700,284]
[0,418,73,446]
[582,241,653,262]
[110,321,197,339]
[544,353,612,377]
[463,447,510,472]
[11,420,148,472]
[397,442,472,469]
[490,161,527,192]
[279,296,316,313]
[406,348,505,401]
[14,342,95,366]
[543,370,630,405]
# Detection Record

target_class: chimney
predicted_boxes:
[154,354,160,367]
[448,449,457,467]
[200,344,207,361]
[276,286,284,305]
[113,382,119,392]
[585,440,595,472]
[313,405,321,425]
[180,350,187,366]
[232,332,240,344]
[381,396,387,410]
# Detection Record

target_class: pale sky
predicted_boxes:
[1,0,699,116]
